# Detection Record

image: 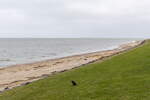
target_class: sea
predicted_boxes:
[0,38,140,67]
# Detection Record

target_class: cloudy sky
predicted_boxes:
[0,0,150,38]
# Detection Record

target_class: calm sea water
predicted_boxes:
[0,38,139,67]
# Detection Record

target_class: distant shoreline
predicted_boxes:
[0,40,138,68]
[0,38,138,67]
[0,40,145,92]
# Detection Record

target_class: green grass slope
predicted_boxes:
[0,40,150,100]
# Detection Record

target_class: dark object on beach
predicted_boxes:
[4,87,9,90]
[21,82,31,86]
[24,82,31,85]
[84,58,87,60]
[71,80,77,86]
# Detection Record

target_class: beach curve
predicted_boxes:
[0,40,145,92]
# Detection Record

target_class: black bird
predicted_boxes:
[71,80,77,86]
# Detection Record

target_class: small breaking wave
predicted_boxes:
[0,59,11,62]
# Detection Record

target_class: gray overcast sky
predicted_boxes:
[0,0,150,38]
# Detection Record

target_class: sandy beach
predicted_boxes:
[0,40,145,92]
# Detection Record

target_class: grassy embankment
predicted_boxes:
[0,40,150,100]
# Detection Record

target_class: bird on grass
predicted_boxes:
[71,80,77,86]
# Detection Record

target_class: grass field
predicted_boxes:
[0,40,150,100]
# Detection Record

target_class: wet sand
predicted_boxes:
[0,40,145,92]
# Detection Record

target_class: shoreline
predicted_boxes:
[0,40,133,68]
[0,40,145,92]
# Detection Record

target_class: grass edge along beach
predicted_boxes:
[1,39,150,100]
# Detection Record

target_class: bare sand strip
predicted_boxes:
[0,40,145,92]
